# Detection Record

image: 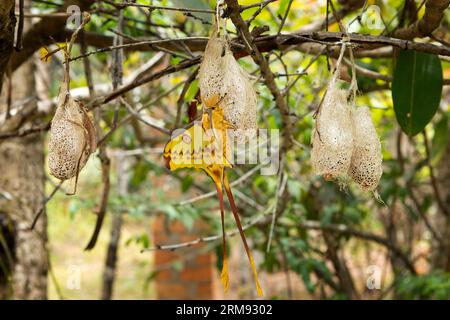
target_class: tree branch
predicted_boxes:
[393,0,450,39]
[10,0,96,72]
[11,20,450,74]
[225,0,293,151]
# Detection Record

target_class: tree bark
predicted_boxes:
[0,0,15,93]
[0,0,48,299]
[393,0,450,39]
[10,0,96,73]
[101,212,123,300]
[101,156,128,300]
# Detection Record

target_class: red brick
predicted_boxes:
[154,251,178,264]
[197,282,213,299]
[157,283,189,299]
[169,220,186,233]
[152,216,165,231]
[195,254,212,267]
[152,214,214,299]
[156,269,173,281]
[180,266,213,282]
[179,233,200,242]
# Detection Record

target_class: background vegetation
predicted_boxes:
[0,0,449,299]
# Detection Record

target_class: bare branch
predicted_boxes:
[423,129,449,217]
[394,0,450,39]
[226,0,293,152]
[103,0,215,14]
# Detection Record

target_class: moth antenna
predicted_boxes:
[223,173,263,297]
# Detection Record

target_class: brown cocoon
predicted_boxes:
[311,81,354,180]
[198,31,257,139]
[48,91,96,182]
[348,106,382,192]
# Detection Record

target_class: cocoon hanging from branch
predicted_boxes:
[310,80,354,181]
[348,106,383,192]
[198,31,257,137]
[47,13,96,194]
[48,90,96,193]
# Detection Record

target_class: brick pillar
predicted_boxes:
[152,216,215,299]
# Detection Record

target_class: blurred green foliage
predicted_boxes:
[36,0,450,299]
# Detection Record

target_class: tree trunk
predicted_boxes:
[101,213,123,300]
[101,155,128,299]
[0,0,15,93]
[0,0,48,299]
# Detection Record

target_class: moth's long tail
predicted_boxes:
[214,180,229,293]
[223,174,263,297]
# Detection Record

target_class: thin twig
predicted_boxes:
[79,30,95,97]
[306,222,416,274]
[30,181,63,230]
[246,0,273,24]
[96,82,184,147]
[239,0,278,12]
[111,2,125,127]
[177,164,264,206]
[85,148,111,250]
[143,213,417,275]
[423,129,449,217]
[121,97,170,135]
[175,68,199,128]
[226,0,293,153]
[266,155,286,252]
[69,37,207,62]
[142,207,273,252]
[103,0,215,14]
[0,121,51,140]
[89,56,200,109]
[277,0,294,35]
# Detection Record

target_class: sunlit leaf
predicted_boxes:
[277,0,290,18]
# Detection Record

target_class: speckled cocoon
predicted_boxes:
[198,31,257,139]
[310,81,354,181]
[348,106,382,192]
[48,91,96,181]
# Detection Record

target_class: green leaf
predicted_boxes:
[277,0,290,18]
[171,0,212,21]
[181,175,194,192]
[143,271,158,293]
[130,161,150,188]
[185,80,199,102]
[431,115,448,166]
[208,0,217,10]
[215,242,230,272]
[392,50,443,136]
[170,56,182,65]
[172,0,211,10]
[179,211,194,231]
[158,204,180,220]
